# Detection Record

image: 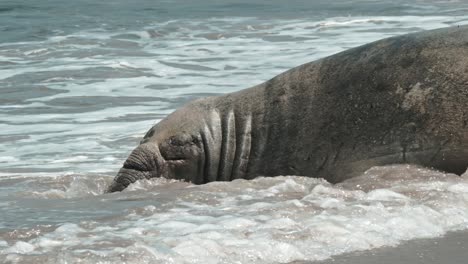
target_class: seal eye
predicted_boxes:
[191,136,200,145]
[168,136,186,146]
[168,134,200,146]
[160,133,202,161]
[161,134,190,161]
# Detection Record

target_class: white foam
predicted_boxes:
[2,10,468,264]
[23,48,49,56]
[366,189,410,201]
[21,174,112,199]
[50,155,89,164]
[3,241,35,254]
[0,156,19,163]
[124,178,179,192]
[5,166,468,263]
[447,183,468,193]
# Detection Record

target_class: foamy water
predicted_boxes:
[1,166,468,263]
[1,0,468,263]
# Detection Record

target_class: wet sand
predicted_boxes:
[299,230,468,264]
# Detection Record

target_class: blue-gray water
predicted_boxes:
[1,1,468,263]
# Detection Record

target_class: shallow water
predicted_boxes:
[1,0,468,263]
[1,166,468,263]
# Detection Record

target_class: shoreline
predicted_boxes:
[294,229,468,264]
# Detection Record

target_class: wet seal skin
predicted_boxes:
[107,25,468,192]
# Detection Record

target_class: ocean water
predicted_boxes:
[1,0,468,263]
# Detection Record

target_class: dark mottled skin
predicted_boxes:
[108,26,468,192]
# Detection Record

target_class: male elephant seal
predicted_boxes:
[107,26,468,192]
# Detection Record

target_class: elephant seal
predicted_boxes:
[107,26,468,192]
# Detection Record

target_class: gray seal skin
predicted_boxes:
[107,25,468,192]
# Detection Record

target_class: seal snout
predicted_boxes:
[123,144,160,172]
[107,143,162,193]
[106,167,153,193]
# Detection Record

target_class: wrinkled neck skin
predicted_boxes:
[108,26,468,192]
[107,96,258,192]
